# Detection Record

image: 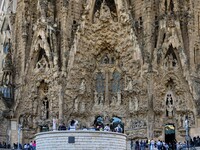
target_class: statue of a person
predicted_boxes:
[125,76,133,91]
[99,0,112,22]
[80,102,85,112]
[79,79,86,94]
[190,113,195,126]
[74,98,79,112]
[119,7,129,24]
[167,103,173,117]
[94,10,100,23]
[111,95,117,105]
[129,97,133,111]
[38,0,48,22]
[99,93,104,105]
[33,99,38,115]
[134,97,139,111]
[117,92,121,105]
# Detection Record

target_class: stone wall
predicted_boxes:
[36,131,127,150]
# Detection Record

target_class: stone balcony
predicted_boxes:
[35,130,127,150]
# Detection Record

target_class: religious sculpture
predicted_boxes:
[94,10,100,23]
[74,98,79,112]
[79,79,86,94]
[166,94,174,117]
[99,0,112,22]
[125,76,133,92]
[0,0,198,143]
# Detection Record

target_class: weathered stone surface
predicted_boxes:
[0,0,200,145]
[36,131,127,150]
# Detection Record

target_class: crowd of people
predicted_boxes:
[0,141,10,149]
[191,136,200,147]
[132,139,181,150]
[57,119,123,133]
[132,137,200,150]
[0,141,36,150]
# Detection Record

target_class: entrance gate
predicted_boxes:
[165,124,175,144]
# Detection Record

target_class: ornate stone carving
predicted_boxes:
[130,119,147,129]
[1,0,199,143]
[99,0,112,22]
[79,79,86,94]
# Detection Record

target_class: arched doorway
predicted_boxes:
[165,124,175,144]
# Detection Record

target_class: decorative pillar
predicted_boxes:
[58,85,64,122]
[105,70,109,105]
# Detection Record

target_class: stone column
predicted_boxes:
[105,70,109,105]
[147,72,155,139]
[58,85,64,121]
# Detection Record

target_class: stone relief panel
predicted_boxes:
[154,115,163,129]
[130,119,147,129]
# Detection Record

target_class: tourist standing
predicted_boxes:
[135,140,140,150]
[69,120,78,131]
[32,141,36,150]
[104,124,110,131]
[150,139,155,150]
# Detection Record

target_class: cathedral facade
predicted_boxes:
[0,0,200,145]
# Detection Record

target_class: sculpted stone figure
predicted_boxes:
[125,76,133,92]
[134,97,139,111]
[167,103,173,117]
[111,95,117,105]
[94,10,100,23]
[99,0,112,22]
[79,79,86,94]
[119,7,130,25]
[94,92,104,106]
[74,98,79,112]
[117,92,121,105]
[38,0,48,22]
[99,93,104,105]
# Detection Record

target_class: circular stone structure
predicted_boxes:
[35,130,127,150]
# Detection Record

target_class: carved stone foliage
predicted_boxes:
[19,113,33,128]
[130,119,147,129]
[154,130,162,138]
[154,115,163,129]
[126,129,147,139]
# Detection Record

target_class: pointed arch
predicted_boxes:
[93,0,118,22]
[163,44,182,69]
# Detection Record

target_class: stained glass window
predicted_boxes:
[112,71,121,93]
[96,72,104,93]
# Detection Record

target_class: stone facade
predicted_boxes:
[0,0,200,145]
